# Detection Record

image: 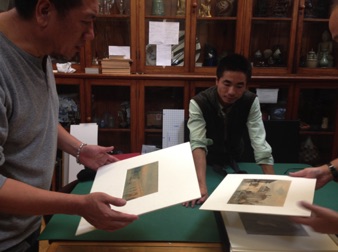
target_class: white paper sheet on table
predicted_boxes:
[200,174,316,217]
[76,142,200,236]
[222,211,338,251]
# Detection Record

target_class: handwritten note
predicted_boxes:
[149,21,179,45]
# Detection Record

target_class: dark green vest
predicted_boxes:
[192,86,256,166]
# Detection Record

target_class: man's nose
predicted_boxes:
[227,86,236,95]
[85,23,95,41]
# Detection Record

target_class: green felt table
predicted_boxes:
[39,163,338,251]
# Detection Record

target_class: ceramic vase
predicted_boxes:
[152,0,164,16]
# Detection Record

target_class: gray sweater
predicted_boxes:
[0,32,58,250]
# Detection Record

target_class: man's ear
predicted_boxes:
[35,0,52,27]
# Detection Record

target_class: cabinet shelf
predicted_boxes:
[300,131,335,136]
[145,16,185,20]
[252,17,293,21]
[98,128,131,132]
[303,18,329,22]
[145,129,162,133]
[97,14,130,19]
[197,17,237,21]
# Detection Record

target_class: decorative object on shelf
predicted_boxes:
[304,0,315,18]
[145,44,156,66]
[217,51,228,64]
[319,50,329,68]
[116,0,124,14]
[272,47,283,65]
[253,46,285,67]
[176,0,185,16]
[99,0,114,15]
[99,112,115,128]
[299,136,320,165]
[118,101,130,128]
[263,48,273,66]
[263,49,272,59]
[253,49,264,67]
[270,107,286,120]
[146,31,201,66]
[199,0,212,17]
[58,94,80,127]
[270,0,290,17]
[306,48,318,68]
[300,121,310,130]
[215,0,235,17]
[321,117,328,130]
[203,44,217,66]
[317,30,333,67]
[151,0,164,16]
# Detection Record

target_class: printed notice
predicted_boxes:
[149,21,179,45]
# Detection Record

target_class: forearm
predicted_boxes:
[260,164,274,174]
[0,178,84,216]
[319,158,338,181]
[192,148,207,186]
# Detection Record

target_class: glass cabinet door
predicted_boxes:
[86,0,137,73]
[138,0,190,73]
[85,79,137,153]
[294,83,338,165]
[55,78,85,128]
[191,0,244,74]
[295,0,336,75]
[137,80,189,151]
[243,0,299,75]
[247,81,293,121]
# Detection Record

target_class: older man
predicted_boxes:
[0,1,137,251]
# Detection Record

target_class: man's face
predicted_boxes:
[216,71,247,106]
[48,0,98,59]
[329,8,338,43]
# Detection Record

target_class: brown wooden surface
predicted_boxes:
[46,241,225,252]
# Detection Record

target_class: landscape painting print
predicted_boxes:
[123,161,159,201]
[228,179,291,206]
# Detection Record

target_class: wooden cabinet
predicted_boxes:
[84,78,138,153]
[54,0,338,166]
[62,0,338,76]
[292,79,338,165]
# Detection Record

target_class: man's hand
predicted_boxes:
[289,201,338,234]
[79,192,138,232]
[289,166,331,189]
[79,145,119,170]
[182,184,208,208]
